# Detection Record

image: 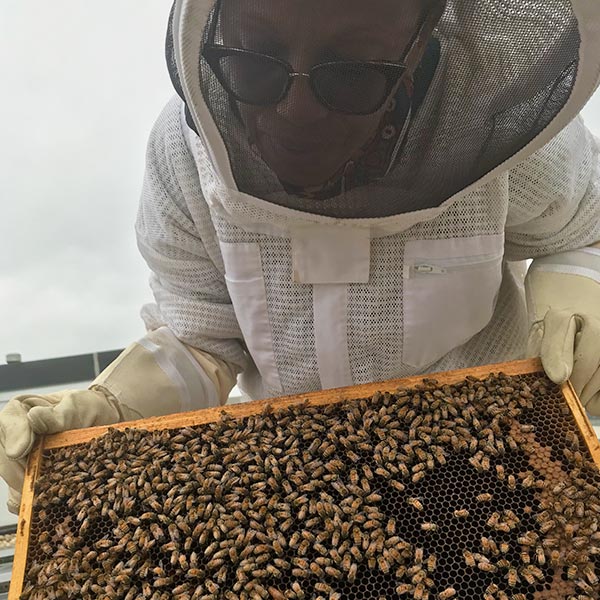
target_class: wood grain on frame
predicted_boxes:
[561,380,600,465]
[9,440,45,600]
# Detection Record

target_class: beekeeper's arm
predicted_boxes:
[0,98,247,513]
[505,116,600,414]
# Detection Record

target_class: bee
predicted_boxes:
[478,562,498,573]
[414,583,426,600]
[572,536,589,550]
[438,588,456,599]
[476,493,493,503]
[481,537,499,555]
[421,522,437,532]
[207,548,229,568]
[407,497,424,511]
[539,519,556,534]
[545,549,560,567]
[377,556,391,574]
[487,512,500,528]
[463,550,476,567]
[520,473,536,488]
[347,451,360,463]
[412,471,426,484]
[576,580,595,597]
[507,567,519,587]
[453,509,470,519]
[391,480,406,492]
[386,518,397,536]
[426,554,437,573]
[324,565,342,579]
[432,446,447,466]
[396,584,414,596]
[524,565,544,581]
[365,492,382,503]
[398,463,410,478]
[310,562,325,578]
[517,532,537,546]
[362,465,374,480]
[583,564,599,585]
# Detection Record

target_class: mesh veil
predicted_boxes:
[166,0,581,218]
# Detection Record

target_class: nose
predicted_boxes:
[276,73,330,125]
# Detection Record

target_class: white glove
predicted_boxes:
[0,327,238,514]
[526,246,600,415]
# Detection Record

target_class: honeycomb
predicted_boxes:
[19,372,600,600]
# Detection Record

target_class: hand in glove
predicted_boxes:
[0,389,138,514]
[526,246,600,414]
[0,327,237,514]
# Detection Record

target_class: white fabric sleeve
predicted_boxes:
[185,344,239,406]
[93,327,224,414]
[504,116,600,261]
[135,97,250,374]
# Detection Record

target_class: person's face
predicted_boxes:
[220,0,425,188]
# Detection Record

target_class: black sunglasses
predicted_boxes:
[202,45,407,115]
[200,0,446,116]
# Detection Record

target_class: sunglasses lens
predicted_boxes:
[213,52,289,105]
[312,63,392,114]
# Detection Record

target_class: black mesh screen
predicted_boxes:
[162,0,584,217]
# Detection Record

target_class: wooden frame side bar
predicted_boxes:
[9,440,45,600]
[561,381,600,466]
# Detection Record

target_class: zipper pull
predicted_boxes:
[413,264,447,275]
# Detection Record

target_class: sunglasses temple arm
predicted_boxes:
[403,1,447,74]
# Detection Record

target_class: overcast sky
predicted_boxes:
[1,2,600,364]
[1,1,172,362]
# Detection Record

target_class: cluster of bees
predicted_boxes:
[20,373,600,600]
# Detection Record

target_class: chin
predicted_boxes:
[268,158,346,189]
[256,135,349,190]
[280,173,335,188]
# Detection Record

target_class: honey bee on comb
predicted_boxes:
[17,371,600,600]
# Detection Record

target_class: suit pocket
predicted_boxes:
[402,235,504,369]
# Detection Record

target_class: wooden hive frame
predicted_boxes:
[9,358,600,599]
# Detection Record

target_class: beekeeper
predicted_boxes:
[2,0,600,512]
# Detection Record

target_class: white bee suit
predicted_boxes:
[136,0,600,401]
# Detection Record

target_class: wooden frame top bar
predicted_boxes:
[42,358,544,449]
